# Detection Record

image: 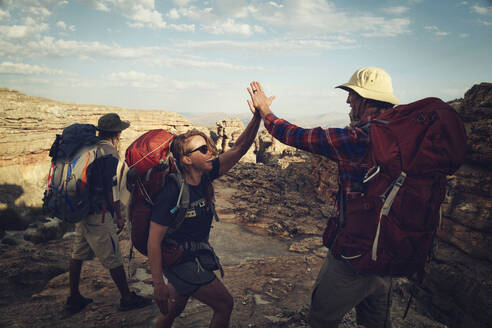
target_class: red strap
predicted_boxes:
[47,162,54,187]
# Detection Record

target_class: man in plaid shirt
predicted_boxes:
[247,67,400,328]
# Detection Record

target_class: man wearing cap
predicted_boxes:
[66,113,152,312]
[247,67,399,328]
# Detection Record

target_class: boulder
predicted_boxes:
[23,218,69,244]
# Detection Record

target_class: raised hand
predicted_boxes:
[247,81,275,118]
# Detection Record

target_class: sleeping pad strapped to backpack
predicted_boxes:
[323,97,467,279]
[125,129,190,267]
[43,124,111,223]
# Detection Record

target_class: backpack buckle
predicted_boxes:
[363,166,380,183]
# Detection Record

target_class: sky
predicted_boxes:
[0,0,491,119]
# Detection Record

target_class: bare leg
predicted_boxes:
[155,283,189,328]
[109,265,131,300]
[69,259,83,297]
[193,278,233,328]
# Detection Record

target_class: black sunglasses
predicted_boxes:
[185,144,208,155]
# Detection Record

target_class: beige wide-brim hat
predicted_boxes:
[336,67,400,105]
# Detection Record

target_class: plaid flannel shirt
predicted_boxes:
[264,113,370,193]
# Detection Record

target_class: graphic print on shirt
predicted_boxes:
[184,198,210,218]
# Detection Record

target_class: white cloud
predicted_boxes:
[425,25,439,31]
[383,6,409,15]
[253,25,265,33]
[105,70,218,90]
[80,0,110,12]
[167,8,180,19]
[478,19,492,26]
[0,36,264,71]
[269,1,284,9]
[174,37,357,54]
[0,36,160,59]
[169,23,195,32]
[0,23,49,39]
[56,20,76,32]
[424,25,449,37]
[178,6,213,20]
[172,0,195,6]
[247,0,410,37]
[108,70,165,83]
[27,6,51,18]
[459,33,470,38]
[0,8,10,20]
[201,18,253,36]
[360,17,410,37]
[0,61,64,75]
[150,56,264,71]
[56,21,67,29]
[233,5,257,19]
[79,0,167,28]
[471,5,492,16]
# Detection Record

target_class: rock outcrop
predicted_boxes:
[417,83,492,328]
[215,118,256,162]
[0,87,197,212]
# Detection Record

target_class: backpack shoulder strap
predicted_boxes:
[166,173,190,236]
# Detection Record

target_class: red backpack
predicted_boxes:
[125,129,190,267]
[323,97,467,278]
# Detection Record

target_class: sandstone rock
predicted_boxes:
[414,243,492,328]
[0,88,197,213]
[459,82,492,121]
[216,118,256,162]
[454,83,492,166]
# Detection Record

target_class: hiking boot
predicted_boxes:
[65,294,93,313]
[119,292,152,311]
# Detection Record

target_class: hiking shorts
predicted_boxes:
[163,260,217,297]
[308,252,393,328]
[71,211,123,270]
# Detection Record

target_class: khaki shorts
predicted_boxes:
[308,252,393,328]
[71,211,123,270]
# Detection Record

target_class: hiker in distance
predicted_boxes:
[247,68,399,328]
[67,113,152,312]
[148,111,265,327]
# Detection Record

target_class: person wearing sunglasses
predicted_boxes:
[147,99,271,327]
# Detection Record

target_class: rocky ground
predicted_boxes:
[0,160,447,328]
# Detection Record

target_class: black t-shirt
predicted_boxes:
[150,158,220,242]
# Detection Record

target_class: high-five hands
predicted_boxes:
[247,81,275,119]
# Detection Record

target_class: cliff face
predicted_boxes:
[0,87,196,209]
[309,83,492,328]
[422,83,492,328]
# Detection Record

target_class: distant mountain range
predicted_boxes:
[180,111,350,129]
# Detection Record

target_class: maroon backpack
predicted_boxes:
[323,97,467,278]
